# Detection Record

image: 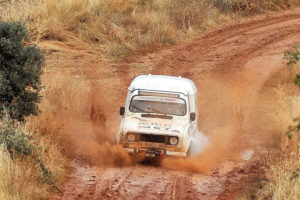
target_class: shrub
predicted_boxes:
[294,74,300,86]
[214,0,252,14]
[255,45,300,200]
[256,158,300,200]
[283,45,300,139]
[0,114,68,200]
[0,116,55,185]
[0,21,44,121]
[284,45,300,68]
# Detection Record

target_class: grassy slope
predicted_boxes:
[237,50,300,200]
[0,117,67,200]
[2,0,300,59]
[255,58,300,200]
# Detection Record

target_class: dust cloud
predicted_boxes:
[189,131,209,156]
[161,77,251,173]
[162,125,241,173]
[37,75,242,170]
[29,74,135,167]
[61,120,131,166]
[48,75,246,171]
[36,68,283,172]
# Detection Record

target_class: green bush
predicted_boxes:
[284,45,300,139]
[284,45,300,87]
[0,117,55,185]
[294,74,300,86]
[284,45,300,68]
[0,21,44,121]
[0,127,34,158]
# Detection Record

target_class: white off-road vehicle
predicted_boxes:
[116,75,198,157]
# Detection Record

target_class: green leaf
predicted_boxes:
[0,21,44,121]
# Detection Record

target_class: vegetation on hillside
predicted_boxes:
[1,1,300,199]
[0,116,67,200]
[239,47,300,200]
[255,48,300,200]
[0,21,67,200]
[0,21,44,121]
[1,0,300,59]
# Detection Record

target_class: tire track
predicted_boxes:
[171,176,178,200]
[115,11,300,86]
[50,8,300,200]
[152,15,300,76]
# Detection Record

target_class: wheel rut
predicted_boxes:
[50,8,300,200]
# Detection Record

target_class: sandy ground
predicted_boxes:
[47,8,300,200]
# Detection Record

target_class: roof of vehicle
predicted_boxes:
[128,75,197,95]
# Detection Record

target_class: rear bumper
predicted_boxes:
[124,147,187,157]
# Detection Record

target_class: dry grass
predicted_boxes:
[238,56,300,200]
[1,0,218,58]
[1,1,300,199]
[257,157,300,200]
[0,118,67,200]
[256,88,300,199]
[261,59,300,152]
[30,72,105,128]
[272,87,300,151]
[27,73,108,158]
[259,60,300,199]
[2,0,299,59]
[28,74,92,135]
[0,143,67,200]
[0,73,104,199]
[0,144,39,200]
[258,83,300,152]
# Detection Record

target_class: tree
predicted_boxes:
[0,21,44,121]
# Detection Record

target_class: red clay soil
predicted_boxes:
[48,8,300,200]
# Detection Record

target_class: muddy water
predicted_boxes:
[48,9,300,200]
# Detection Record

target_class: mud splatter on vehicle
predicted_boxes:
[116,75,207,158]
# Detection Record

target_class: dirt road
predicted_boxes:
[49,8,300,200]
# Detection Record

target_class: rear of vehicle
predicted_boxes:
[116,75,197,158]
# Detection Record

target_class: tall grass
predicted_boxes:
[26,72,109,161]
[1,0,216,58]
[267,47,300,152]
[0,73,104,199]
[0,144,36,200]
[0,116,67,200]
[28,73,105,128]
[259,85,300,200]
[246,49,300,200]
[3,0,299,59]
[257,158,300,200]
[28,74,92,135]
[262,85,300,151]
